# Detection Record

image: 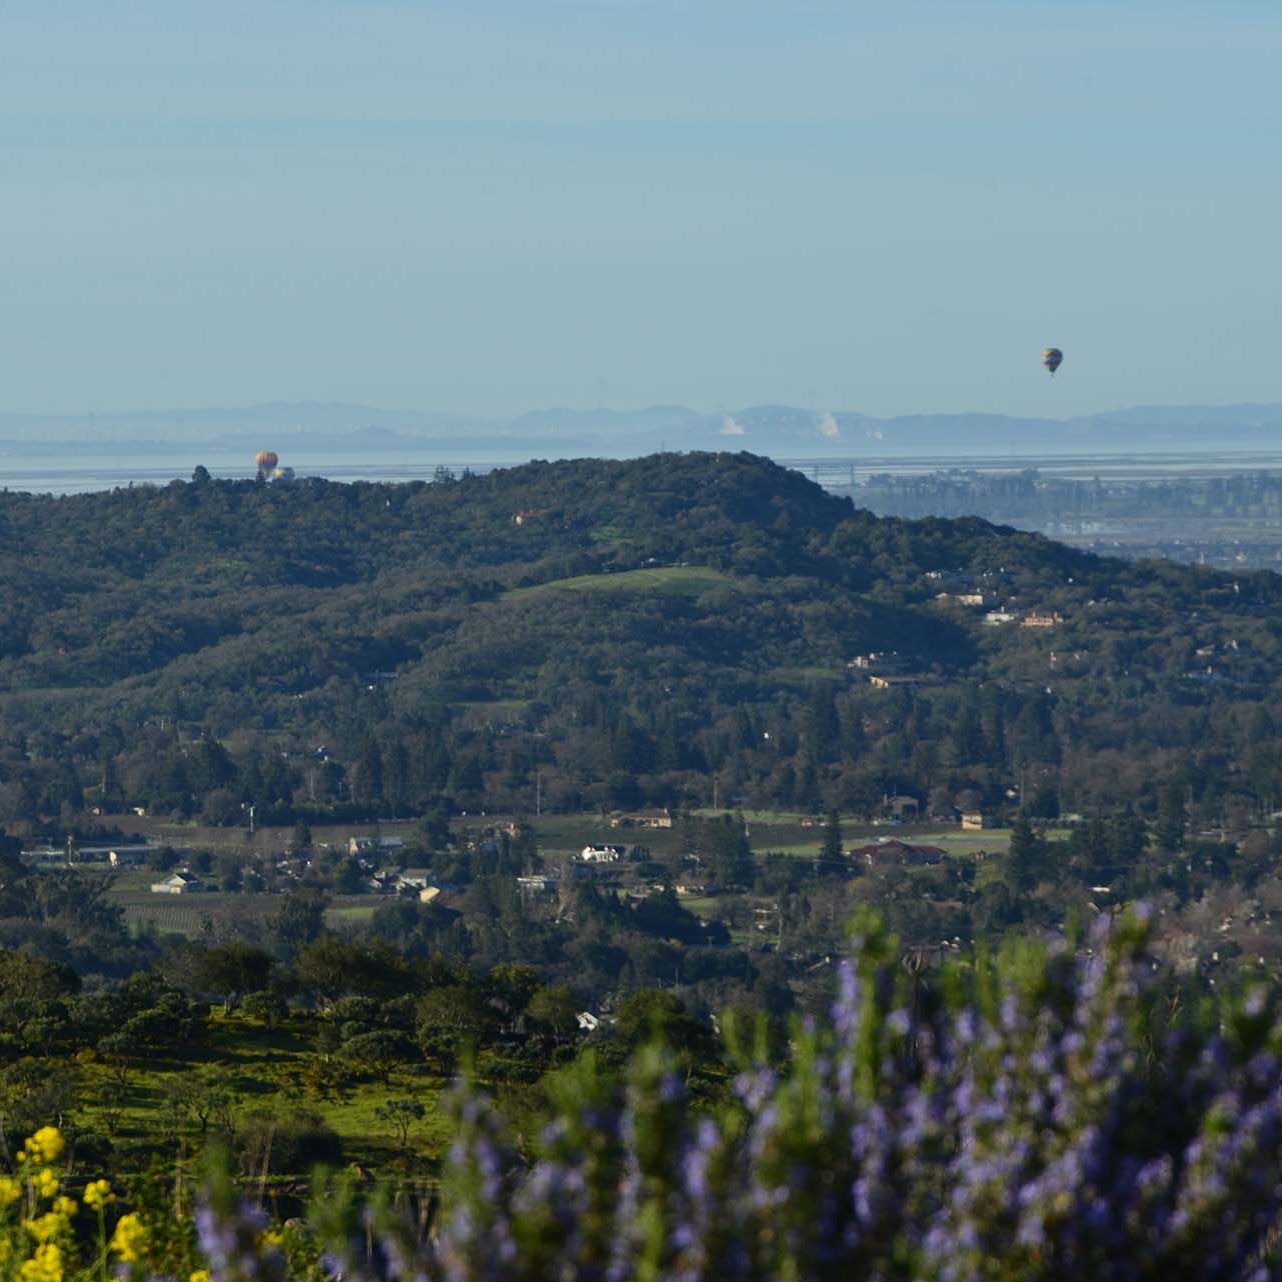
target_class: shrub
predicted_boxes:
[8,909,1282,1281]
[327,908,1282,1281]
[236,1109,343,1177]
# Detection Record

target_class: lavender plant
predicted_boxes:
[7,908,1282,1281]
[326,908,1282,1282]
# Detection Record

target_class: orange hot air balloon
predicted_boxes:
[1041,348,1063,377]
[255,450,279,470]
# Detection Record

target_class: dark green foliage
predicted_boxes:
[193,942,275,1013]
[338,1030,417,1084]
[1004,814,1047,893]
[268,888,331,958]
[821,809,843,863]
[0,451,1275,836]
[237,1107,343,1175]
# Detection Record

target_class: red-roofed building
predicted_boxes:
[848,839,945,868]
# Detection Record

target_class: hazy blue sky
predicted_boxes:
[3,0,1280,418]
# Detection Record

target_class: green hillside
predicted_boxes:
[0,450,1278,832]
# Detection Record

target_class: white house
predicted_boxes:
[579,844,627,864]
[149,872,204,895]
[396,868,434,890]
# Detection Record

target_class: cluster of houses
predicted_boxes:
[921,568,1069,631]
[366,865,442,903]
[983,608,1064,628]
[845,653,940,691]
[147,833,423,896]
[151,864,445,901]
[871,794,991,830]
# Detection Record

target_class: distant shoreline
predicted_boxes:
[6,445,1282,497]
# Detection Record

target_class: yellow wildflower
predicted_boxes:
[82,1179,114,1210]
[25,1212,68,1244]
[53,1197,77,1219]
[258,1229,284,1249]
[23,1128,65,1165]
[0,1174,21,1206]
[109,1212,147,1264]
[33,1168,60,1200]
[18,1242,64,1282]
[190,1271,212,1282]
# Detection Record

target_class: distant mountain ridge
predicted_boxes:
[3,400,1282,457]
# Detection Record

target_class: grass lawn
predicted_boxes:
[112,889,381,939]
[77,1013,458,1177]
[529,813,685,860]
[508,565,736,598]
[909,828,1011,855]
[525,810,1013,863]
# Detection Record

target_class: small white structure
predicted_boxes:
[609,809,673,829]
[349,835,406,858]
[579,844,626,864]
[517,875,558,894]
[577,1011,601,1032]
[150,872,204,895]
[107,847,150,868]
[396,868,434,890]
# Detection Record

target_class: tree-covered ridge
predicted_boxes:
[1,449,1281,827]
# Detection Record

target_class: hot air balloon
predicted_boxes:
[273,466,295,482]
[255,450,279,470]
[1042,348,1063,377]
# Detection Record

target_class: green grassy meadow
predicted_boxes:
[112,878,382,939]
[77,1010,457,1178]
[509,564,736,598]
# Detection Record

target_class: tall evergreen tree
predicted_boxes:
[354,735,384,807]
[804,685,841,763]
[1153,784,1186,853]
[820,810,844,864]
[1005,813,1046,893]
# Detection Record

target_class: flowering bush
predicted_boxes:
[0,1127,289,1282]
[6,908,1282,1280]
[327,909,1282,1281]
[0,1126,139,1282]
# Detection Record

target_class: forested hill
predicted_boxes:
[1,450,1281,824]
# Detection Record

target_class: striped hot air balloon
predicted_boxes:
[1041,348,1063,377]
[255,450,279,470]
